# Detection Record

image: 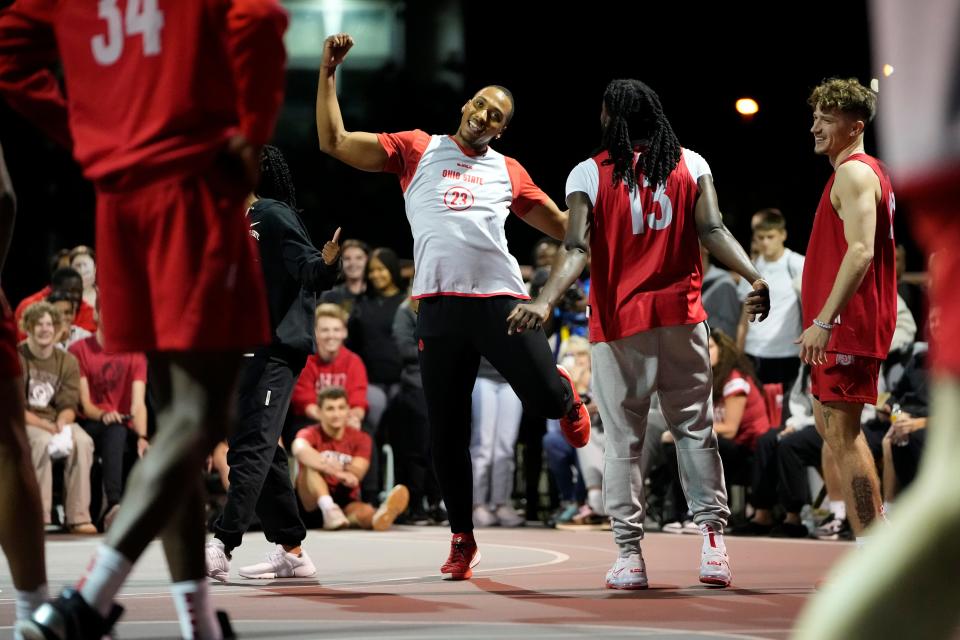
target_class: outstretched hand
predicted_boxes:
[322,33,354,70]
[745,279,770,322]
[323,227,342,265]
[506,300,551,335]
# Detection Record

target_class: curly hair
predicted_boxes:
[21,301,62,334]
[808,77,876,123]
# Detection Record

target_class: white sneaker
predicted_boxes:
[605,552,648,590]
[238,545,317,579]
[681,520,701,535]
[372,484,410,531]
[322,504,350,530]
[494,504,526,527]
[698,523,731,587]
[205,539,230,583]
[473,505,499,527]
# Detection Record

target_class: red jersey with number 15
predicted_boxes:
[801,153,897,359]
[566,148,712,342]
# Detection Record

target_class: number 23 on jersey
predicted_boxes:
[91,0,165,66]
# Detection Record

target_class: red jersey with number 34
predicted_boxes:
[801,153,897,359]
[0,0,287,185]
[565,148,712,342]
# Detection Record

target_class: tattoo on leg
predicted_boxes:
[852,475,876,527]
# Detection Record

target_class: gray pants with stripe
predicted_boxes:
[592,322,730,553]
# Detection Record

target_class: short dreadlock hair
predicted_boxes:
[258,145,298,209]
[601,79,682,191]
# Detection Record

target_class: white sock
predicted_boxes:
[78,545,132,618]
[699,522,727,554]
[855,535,869,549]
[15,583,48,621]
[170,580,221,640]
[829,500,847,521]
[882,502,892,518]
[318,495,335,511]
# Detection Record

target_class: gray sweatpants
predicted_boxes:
[592,322,730,553]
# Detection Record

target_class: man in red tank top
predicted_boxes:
[509,79,770,589]
[798,78,896,544]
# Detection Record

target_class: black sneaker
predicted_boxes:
[15,588,123,640]
[770,521,810,538]
[815,515,853,541]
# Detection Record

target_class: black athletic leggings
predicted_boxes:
[417,296,574,534]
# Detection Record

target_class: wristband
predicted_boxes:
[813,318,834,331]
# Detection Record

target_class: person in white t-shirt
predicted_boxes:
[315,33,591,581]
[736,208,804,404]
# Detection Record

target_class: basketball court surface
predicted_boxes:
[0,526,854,639]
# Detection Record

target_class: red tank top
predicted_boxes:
[801,153,897,359]
[586,148,706,342]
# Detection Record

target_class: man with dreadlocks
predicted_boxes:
[316,33,590,581]
[509,78,770,589]
[205,145,342,582]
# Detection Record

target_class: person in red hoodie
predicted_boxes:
[287,303,368,445]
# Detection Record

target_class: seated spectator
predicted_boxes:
[19,302,96,534]
[292,388,408,531]
[68,245,97,313]
[70,317,149,530]
[46,289,92,350]
[320,239,369,316]
[15,267,96,341]
[287,303,368,446]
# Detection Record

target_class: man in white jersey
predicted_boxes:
[315,33,591,580]
[509,78,769,589]
[795,2,960,638]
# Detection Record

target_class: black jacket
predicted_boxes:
[247,198,337,357]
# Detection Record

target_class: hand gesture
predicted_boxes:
[796,324,830,365]
[323,227,342,265]
[745,279,770,322]
[506,300,551,335]
[322,33,355,70]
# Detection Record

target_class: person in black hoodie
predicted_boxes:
[205,146,341,581]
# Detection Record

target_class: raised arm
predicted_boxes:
[694,175,769,322]
[316,33,388,172]
[796,161,880,365]
[506,191,590,334]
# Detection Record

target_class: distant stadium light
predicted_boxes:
[736,98,759,116]
[883,64,895,77]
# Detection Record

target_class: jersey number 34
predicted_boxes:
[91,0,165,66]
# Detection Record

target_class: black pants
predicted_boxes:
[391,384,440,514]
[213,350,307,552]
[891,429,927,490]
[80,419,137,508]
[751,426,823,513]
[417,296,573,534]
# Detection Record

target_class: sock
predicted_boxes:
[77,545,133,618]
[829,500,847,521]
[699,522,727,554]
[318,495,334,511]
[15,583,48,621]
[170,580,221,640]
[855,535,869,549]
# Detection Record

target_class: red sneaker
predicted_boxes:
[557,365,590,448]
[440,533,481,580]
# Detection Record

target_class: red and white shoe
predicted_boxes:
[440,533,481,580]
[556,365,590,448]
[699,523,732,587]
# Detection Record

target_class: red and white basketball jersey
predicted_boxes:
[377,130,550,299]
[801,153,897,360]
[566,147,711,342]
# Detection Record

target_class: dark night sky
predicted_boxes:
[2,1,918,305]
